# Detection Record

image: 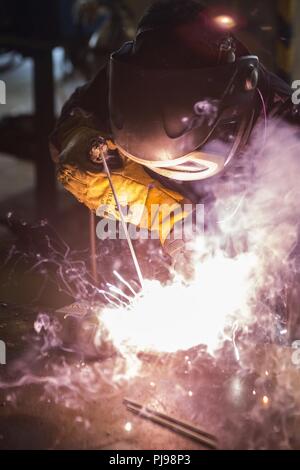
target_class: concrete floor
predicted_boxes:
[1,299,300,450]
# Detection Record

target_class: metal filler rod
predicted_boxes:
[123,398,218,449]
[102,150,144,289]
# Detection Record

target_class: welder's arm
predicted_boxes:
[50,65,112,161]
[57,157,188,244]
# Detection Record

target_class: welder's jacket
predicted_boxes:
[51,63,298,243]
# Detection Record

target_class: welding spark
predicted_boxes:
[262,396,269,406]
[99,252,257,355]
[124,422,133,432]
[232,323,240,362]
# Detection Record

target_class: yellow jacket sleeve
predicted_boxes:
[58,156,188,244]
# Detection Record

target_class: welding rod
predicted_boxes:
[102,151,144,289]
[123,398,218,449]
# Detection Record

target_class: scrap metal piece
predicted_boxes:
[123,398,218,449]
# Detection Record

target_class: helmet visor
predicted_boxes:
[110,43,258,179]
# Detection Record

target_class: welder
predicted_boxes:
[50,0,299,271]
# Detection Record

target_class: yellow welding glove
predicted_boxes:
[55,111,191,244]
[58,156,190,244]
[57,110,117,173]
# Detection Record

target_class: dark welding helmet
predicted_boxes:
[109,41,259,181]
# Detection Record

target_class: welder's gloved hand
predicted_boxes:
[59,127,123,173]
[87,136,124,171]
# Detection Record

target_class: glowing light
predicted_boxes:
[124,422,132,432]
[100,252,257,355]
[262,396,269,406]
[252,390,256,396]
[188,391,193,397]
[261,25,273,32]
[214,15,236,29]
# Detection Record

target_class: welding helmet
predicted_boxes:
[109,34,260,182]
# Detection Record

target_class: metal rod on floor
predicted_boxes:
[102,150,144,289]
[123,398,218,449]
